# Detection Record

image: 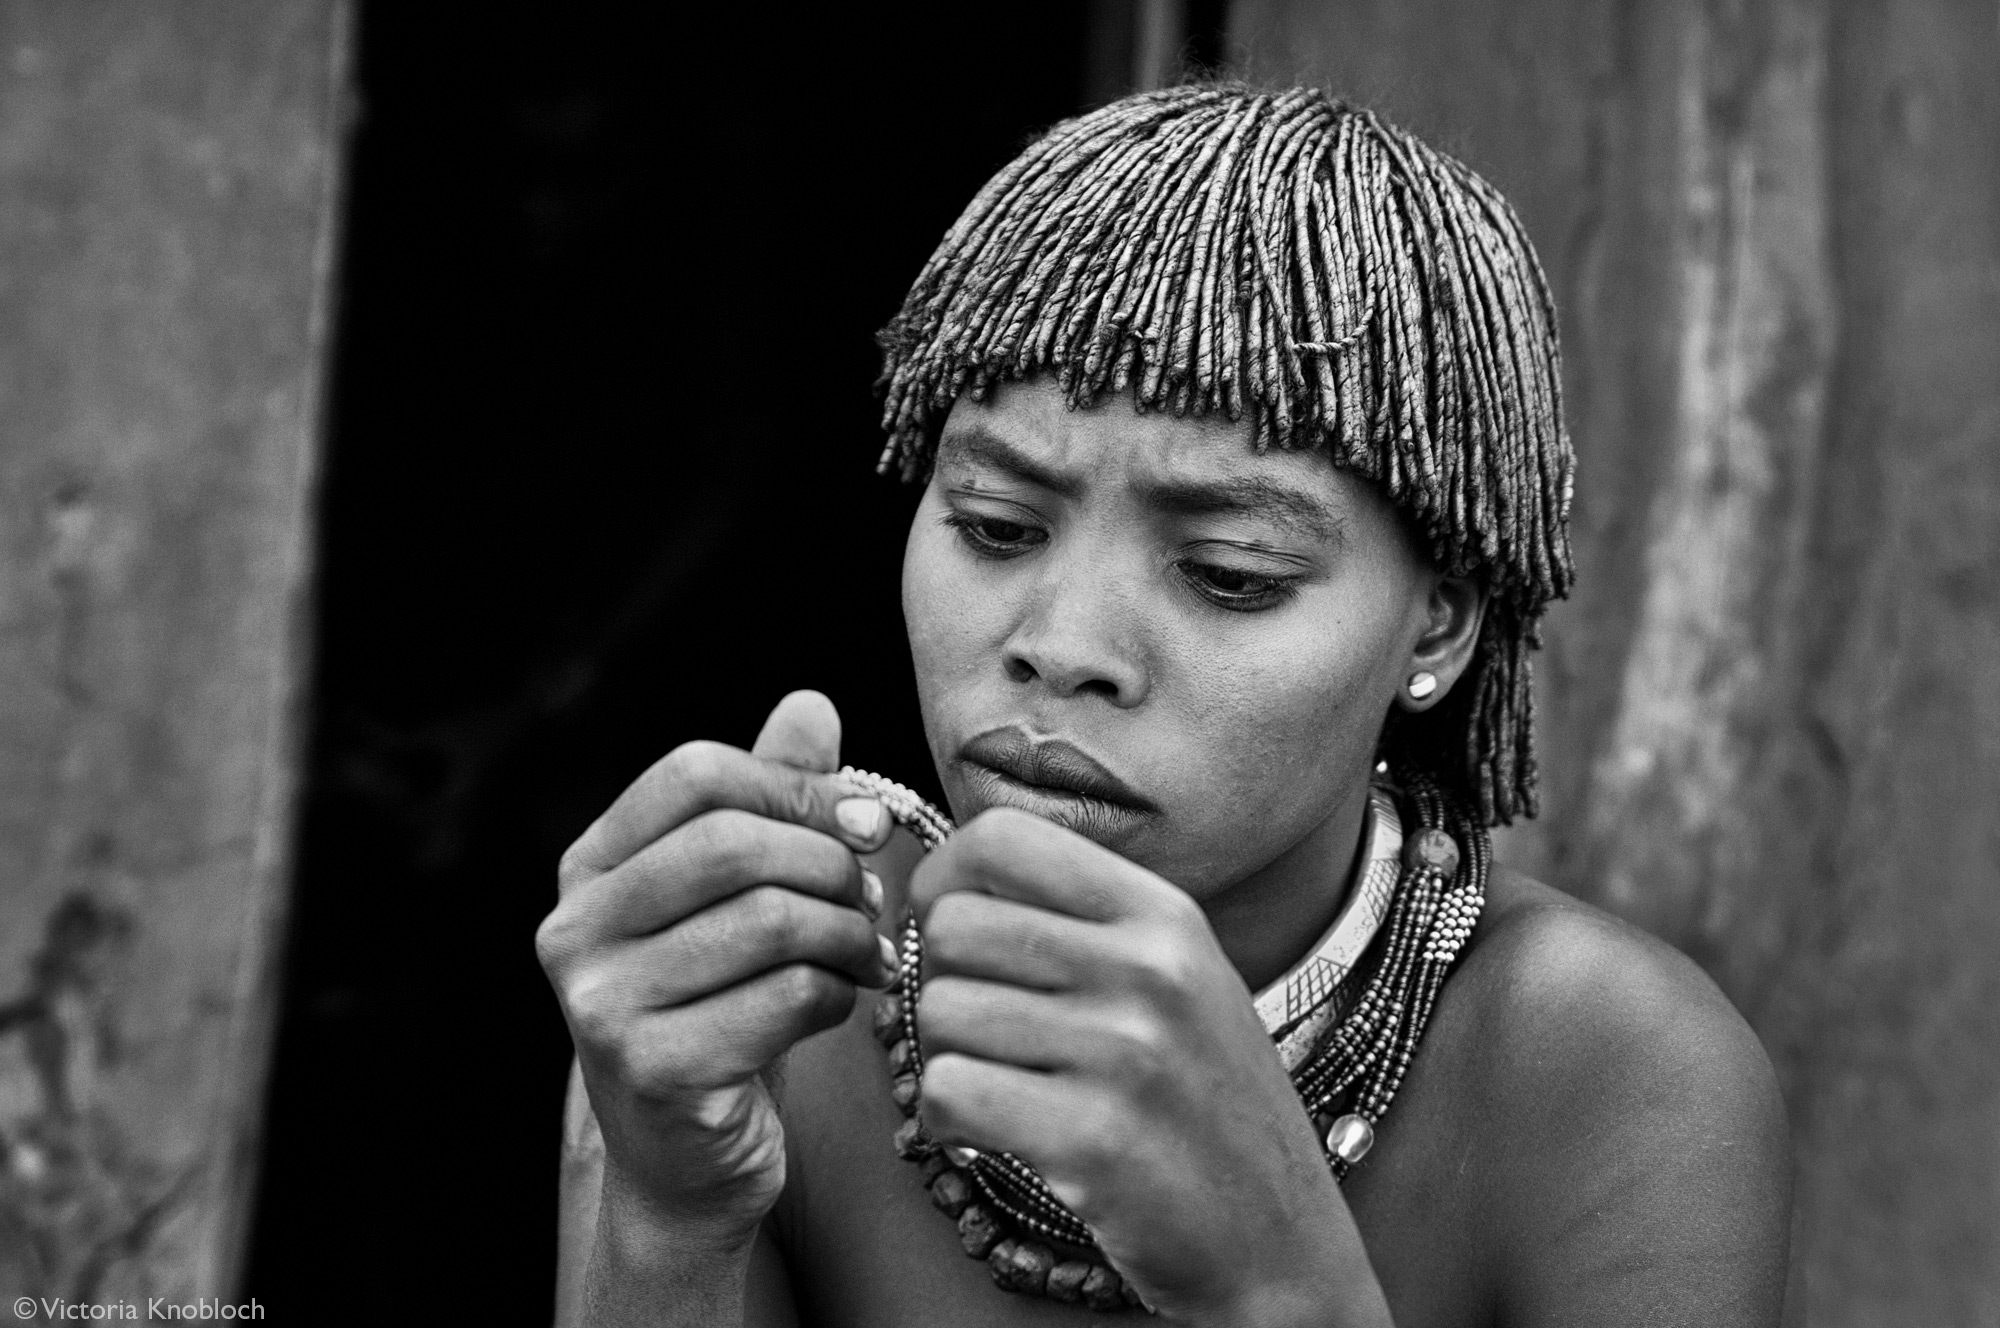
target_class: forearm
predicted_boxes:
[582,1167,760,1328]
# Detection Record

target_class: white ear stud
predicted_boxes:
[1407,671,1438,701]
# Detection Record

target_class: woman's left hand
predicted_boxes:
[910,806,1394,1327]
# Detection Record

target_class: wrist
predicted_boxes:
[598,1159,766,1262]
[584,1164,764,1328]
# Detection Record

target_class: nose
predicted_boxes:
[1000,557,1150,706]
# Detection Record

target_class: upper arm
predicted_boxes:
[1468,905,1792,1327]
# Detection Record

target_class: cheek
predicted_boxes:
[1164,586,1404,834]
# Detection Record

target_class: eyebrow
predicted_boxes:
[1138,475,1341,543]
[937,423,1341,543]
[936,424,1078,496]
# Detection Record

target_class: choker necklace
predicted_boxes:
[842,766,1488,1313]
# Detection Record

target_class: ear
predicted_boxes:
[1396,574,1487,713]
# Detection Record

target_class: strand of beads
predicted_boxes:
[856,765,1488,1310]
[1289,768,1489,1179]
[874,965,1149,1311]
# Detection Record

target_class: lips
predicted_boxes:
[957,726,1157,842]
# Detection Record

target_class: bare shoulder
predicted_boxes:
[1426,867,1793,1323]
[1452,867,1783,1105]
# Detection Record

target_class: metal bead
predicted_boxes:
[1404,827,1460,877]
[1325,1113,1375,1165]
[943,1143,982,1167]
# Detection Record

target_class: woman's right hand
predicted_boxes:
[536,690,898,1246]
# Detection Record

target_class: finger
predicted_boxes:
[751,690,842,773]
[562,741,892,886]
[612,886,896,1006]
[910,805,1177,925]
[922,891,1104,990]
[919,975,1096,1071]
[921,1053,1110,1204]
[575,809,878,938]
[628,963,862,1090]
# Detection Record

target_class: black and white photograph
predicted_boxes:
[0,2,1995,1325]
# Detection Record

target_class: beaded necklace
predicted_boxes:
[842,766,1488,1313]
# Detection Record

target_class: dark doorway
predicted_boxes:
[245,5,1113,1321]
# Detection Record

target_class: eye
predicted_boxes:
[942,509,1045,557]
[1178,560,1301,610]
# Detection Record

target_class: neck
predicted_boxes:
[1199,776,1375,995]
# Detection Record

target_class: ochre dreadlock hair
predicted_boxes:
[875,83,1575,825]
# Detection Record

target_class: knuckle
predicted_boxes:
[533,910,572,975]
[780,770,823,830]
[1128,937,1197,1001]
[560,970,626,1053]
[1105,1011,1170,1080]
[775,960,835,1010]
[956,810,1014,861]
[918,1053,970,1130]
[733,885,800,954]
[556,838,596,890]
[664,740,729,794]
[1066,1099,1121,1176]
[679,809,760,883]
[775,963,856,1031]
[922,896,978,966]
[1158,887,1207,933]
[915,976,970,1042]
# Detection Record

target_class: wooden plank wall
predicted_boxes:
[1227,0,2000,1322]
[0,0,351,1308]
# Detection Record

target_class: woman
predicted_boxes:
[536,84,1791,1325]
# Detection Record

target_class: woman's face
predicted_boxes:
[902,377,1455,906]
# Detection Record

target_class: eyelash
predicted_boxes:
[940,510,1302,612]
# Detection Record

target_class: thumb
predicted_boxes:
[752,690,843,773]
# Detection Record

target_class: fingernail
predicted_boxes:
[878,933,900,980]
[860,867,885,920]
[836,796,889,845]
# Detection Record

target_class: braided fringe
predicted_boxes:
[875,84,1574,826]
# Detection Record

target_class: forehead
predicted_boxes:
[935,378,1362,540]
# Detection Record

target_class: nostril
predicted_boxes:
[1003,651,1038,684]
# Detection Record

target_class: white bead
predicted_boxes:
[1325,1113,1375,1165]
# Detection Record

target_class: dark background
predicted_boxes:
[245,4,1217,1321]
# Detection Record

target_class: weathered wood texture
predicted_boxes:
[0,0,350,1306]
[1231,0,1999,1322]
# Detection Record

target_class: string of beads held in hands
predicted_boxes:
[840,765,1489,1313]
